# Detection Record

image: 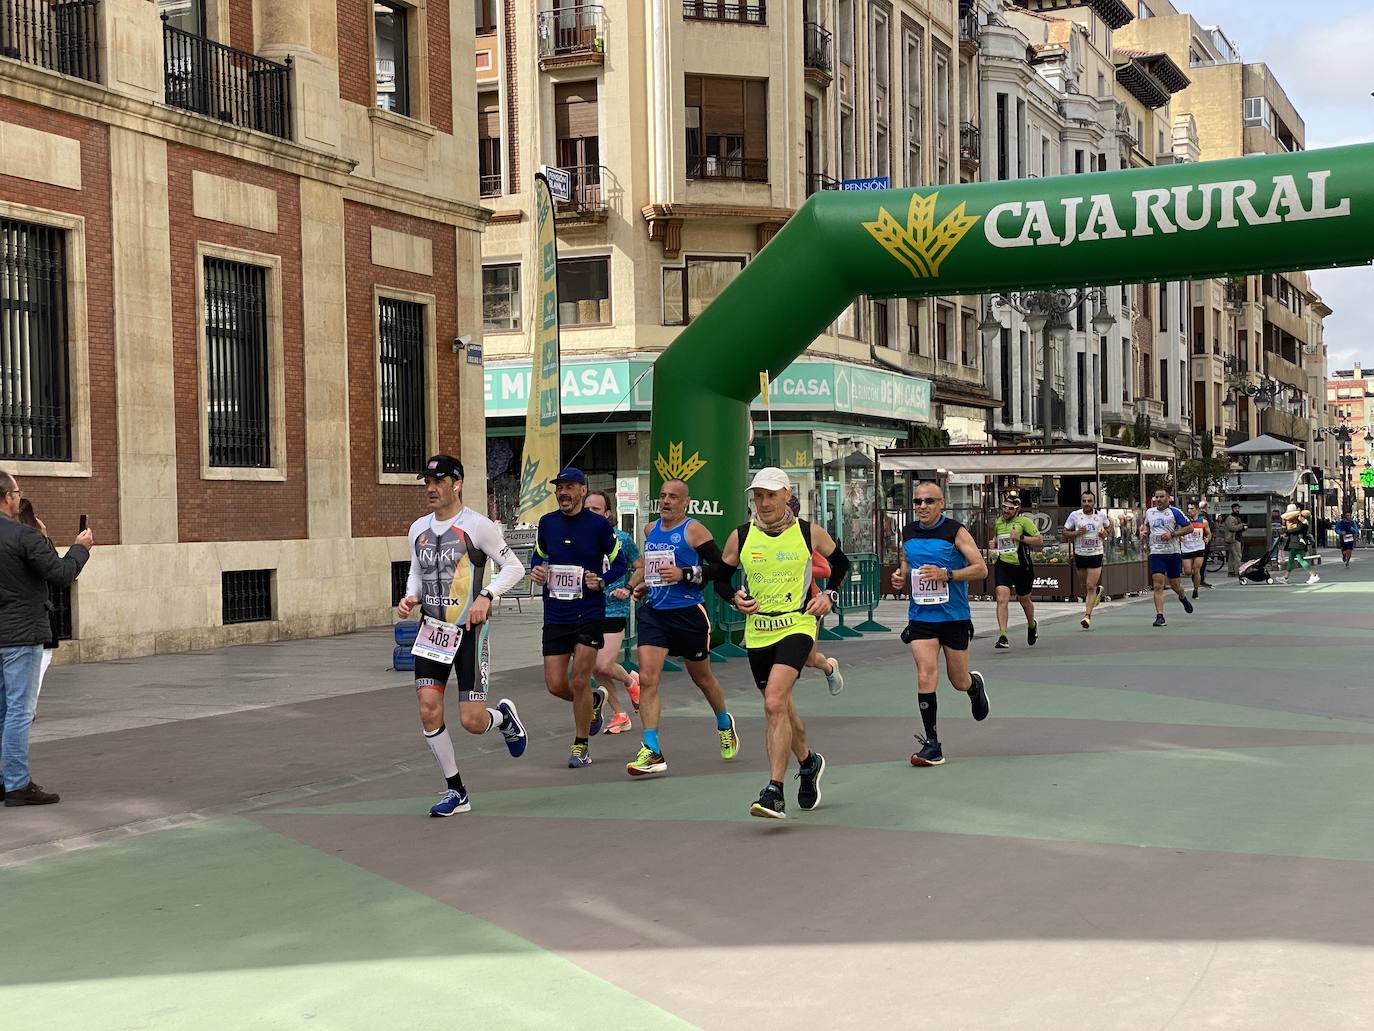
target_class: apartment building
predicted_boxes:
[976,0,1191,451]
[1328,364,1374,481]
[475,0,994,552]
[1115,0,1334,464]
[0,0,486,659]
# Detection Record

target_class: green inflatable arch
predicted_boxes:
[648,143,1374,539]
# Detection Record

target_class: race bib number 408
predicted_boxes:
[412,617,463,665]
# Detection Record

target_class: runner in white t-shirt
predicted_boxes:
[1180,499,1212,600]
[1136,488,1195,628]
[1063,490,1111,630]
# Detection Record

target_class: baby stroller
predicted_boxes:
[1237,539,1282,585]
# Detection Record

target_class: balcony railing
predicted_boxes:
[162,16,293,140]
[682,1,766,26]
[537,4,604,60]
[959,11,980,49]
[959,121,980,162]
[803,21,832,75]
[687,153,768,182]
[479,172,502,198]
[555,164,608,216]
[806,172,841,196]
[0,0,99,82]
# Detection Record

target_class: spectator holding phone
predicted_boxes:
[0,472,93,807]
[15,499,61,696]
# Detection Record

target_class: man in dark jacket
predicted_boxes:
[0,471,92,806]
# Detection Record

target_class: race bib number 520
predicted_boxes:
[911,570,949,606]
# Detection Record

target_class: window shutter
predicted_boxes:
[704,77,745,137]
[478,92,500,139]
[744,80,768,159]
[555,81,599,138]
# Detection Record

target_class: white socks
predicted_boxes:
[423,723,459,778]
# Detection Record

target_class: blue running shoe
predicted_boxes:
[497,698,526,758]
[429,788,470,817]
[568,741,593,768]
[588,685,609,737]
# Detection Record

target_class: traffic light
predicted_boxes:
[1309,466,1323,492]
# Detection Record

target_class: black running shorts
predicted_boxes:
[1181,550,1206,562]
[414,623,490,701]
[746,633,814,690]
[901,619,974,651]
[1074,554,1104,570]
[994,561,1033,597]
[542,621,604,657]
[600,617,628,635]
[636,604,711,662]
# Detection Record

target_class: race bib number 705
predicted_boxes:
[548,564,584,601]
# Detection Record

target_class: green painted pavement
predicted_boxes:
[283,745,1374,863]
[660,671,1374,732]
[0,818,696,1031]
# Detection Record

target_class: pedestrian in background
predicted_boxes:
[15,499,61,696]
[0,471,93,807]
[1218,503,1246,576]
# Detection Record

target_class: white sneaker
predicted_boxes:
[1307,573,1320,584]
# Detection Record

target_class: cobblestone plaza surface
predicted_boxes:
[4,555,1374,1029]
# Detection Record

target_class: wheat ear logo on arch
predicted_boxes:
[655,442,707,482]
[864,191,980,278]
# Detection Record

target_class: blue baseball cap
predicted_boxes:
[550,467,587,486]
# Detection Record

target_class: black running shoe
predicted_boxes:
[1192,588,1199,599]
[1027,620,1038,646]
[795,752,825,811]
[1153,613,1167,627]
[588,685,608,736]
[968,671,990,722]
[910,735,945,766]
[750,784,786,820]
[995,634,1010,650]
[1180,595,1194,614]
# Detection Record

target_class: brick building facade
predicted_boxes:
[0,0,488,660]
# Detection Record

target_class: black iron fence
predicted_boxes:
[537,4,603,57]
[686,153,768,182]
[0,218,71,463]
[555,164,606,213]
[162,16,293,139]
[803,21,832,74]
[959,121,980,161]
[49,582,73,640]
[682,1,766,25]
[0,0,99,82]
[806,172,841,196]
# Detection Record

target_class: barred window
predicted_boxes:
[204,257,271,468]
[0,218,71,462]
[378,297,426,474]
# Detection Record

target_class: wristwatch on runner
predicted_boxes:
[479,588,496,602]
[823,589,840,605]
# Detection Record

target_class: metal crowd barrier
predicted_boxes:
[819,552,890,640]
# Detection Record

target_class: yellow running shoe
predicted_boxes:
[719,712,740,761]
[626,745,667,778]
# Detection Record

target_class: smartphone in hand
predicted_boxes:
[79,514,88,532]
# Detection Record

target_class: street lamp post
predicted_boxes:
[979,288,1115,448]
[1316,422,1374,515]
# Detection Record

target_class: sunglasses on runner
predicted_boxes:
[914,497,942,506]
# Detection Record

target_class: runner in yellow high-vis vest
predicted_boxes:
[715,468,850,820]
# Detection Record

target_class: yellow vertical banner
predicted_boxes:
[516,174,561,521]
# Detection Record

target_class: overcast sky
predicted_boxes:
[1178,0,1373,371]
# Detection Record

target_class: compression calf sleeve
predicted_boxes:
[424,723,462,786]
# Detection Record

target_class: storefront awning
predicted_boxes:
[879,448,1170,476]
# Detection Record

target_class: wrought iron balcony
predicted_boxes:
[682,1,766,26]
[0,0,99,82]
[803,22,832,78]
[554,164,609,221]
[537,4,604,67]
[959,11,980,52]
[687,153,768,182]
[806,172,841,197]
[479,173,502,198]
[162,17,293,140]
[959,121,980,163]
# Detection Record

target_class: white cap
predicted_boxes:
[747,467,791,492]
[1285,503,1299,514]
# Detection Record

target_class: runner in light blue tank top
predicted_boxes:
[643,517,703,610]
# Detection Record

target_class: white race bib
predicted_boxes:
[548,564,584,601]
[996,533,1015,557]
[1075,519,1104,555]
[1150,529,1172,551]
[911,569,950,606]
[642,550,676,587]
[1342,533,1356,545]
[412,616,463,665]
[1182,528,1205,552]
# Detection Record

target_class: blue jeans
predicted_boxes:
[0,644,43,791]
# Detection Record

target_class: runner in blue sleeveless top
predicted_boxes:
[625,478,738,780]
[891,479,990,768]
